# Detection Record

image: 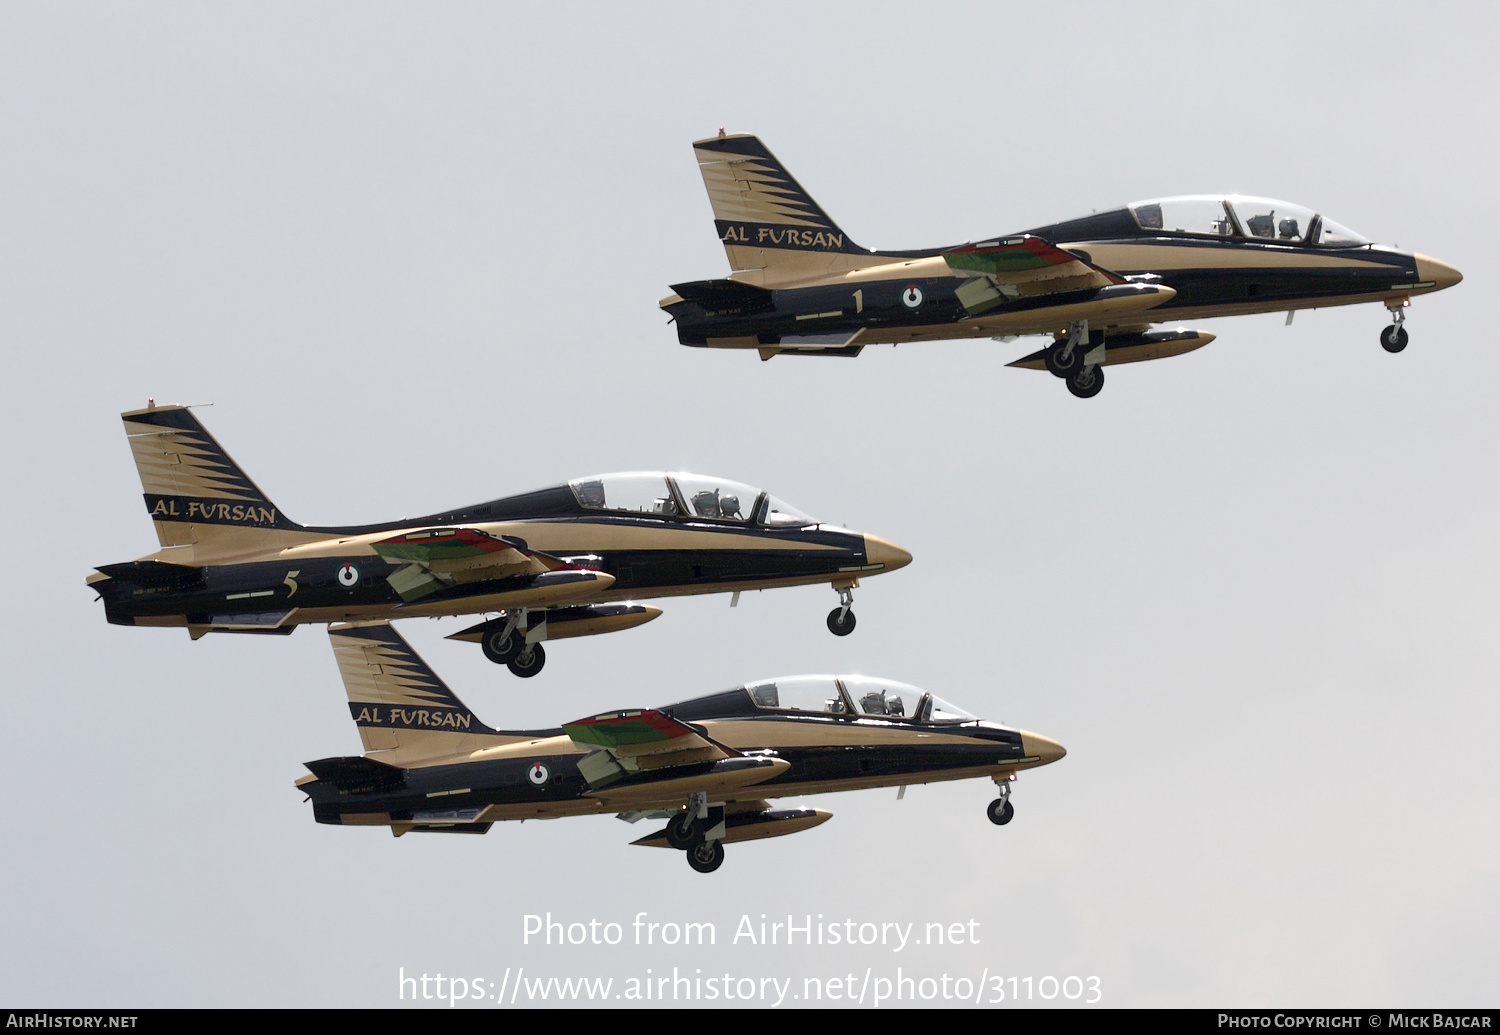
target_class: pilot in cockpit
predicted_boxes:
[1245,211,1275,238]
[859,689,906,717]
[690,489,742,520]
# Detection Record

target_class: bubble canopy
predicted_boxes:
[568,472,816,528]
[743,675,978,724]
[1127,195,1369,247]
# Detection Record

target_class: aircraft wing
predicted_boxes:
[564,709,737,789]
[373,527,564,602]
[942,235,1125,315]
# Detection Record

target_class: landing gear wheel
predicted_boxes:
[686,840,725,873]
[1045,341,1084,378]
[987,799,1015,826]
[665,811,703,850]
[1066,365,1104,399]
[827,607,856,636]
[507,642,546,678]
[1381,325,1409,353]
[481,626,523,665]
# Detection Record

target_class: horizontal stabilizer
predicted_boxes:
[92,559,203,589]
[669,279,774,312]
[302,755,406,794]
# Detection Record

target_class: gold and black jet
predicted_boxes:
[662,133,1462,398]
[299,621,1065,873]
[88,405,910,677]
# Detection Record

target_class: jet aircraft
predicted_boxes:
[298,622,1065,872]
[88,404,910,677]
[662,133,1462,397]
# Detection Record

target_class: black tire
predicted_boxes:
[507,642,546,678]
[826,607,856,636]
[1381,325,1409,353]
[481,626,523,665]
[1044,340,1084,378]
[665,811,703,850]
[686,840,725,873]
[987,799,1015,826]
[1066,365,1104,399]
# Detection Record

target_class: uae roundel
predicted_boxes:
[337,563,360,588]
[528,762,550,786]
[902,284,924,308]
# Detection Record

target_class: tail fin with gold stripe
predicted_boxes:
[121,404,307,557]
[329,622,528,767]
[693,134,870,284]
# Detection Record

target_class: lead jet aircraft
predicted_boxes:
[298,622,1065,872]
[662,133,1462,397]
[88,404,910,677]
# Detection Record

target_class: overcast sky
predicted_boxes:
[2,2,1496,1008]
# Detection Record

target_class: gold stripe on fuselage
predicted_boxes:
[1071,241,1396,272]
[700,717,981,750]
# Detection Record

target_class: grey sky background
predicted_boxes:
[2,2,1496,1007]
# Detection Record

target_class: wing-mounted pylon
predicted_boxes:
[372,527,573,602]
[942,235,1125,315]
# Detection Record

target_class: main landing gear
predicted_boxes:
[827,585,856,636]
[1047,319,1105,399]
[987,776,1015,826]
[672,792,726,873]
[480,610,547,678]
[1381,302,1409,353]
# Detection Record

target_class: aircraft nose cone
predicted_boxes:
[1415,254,1462,291]
[863,534,912,573]
[1020,731,1067,765]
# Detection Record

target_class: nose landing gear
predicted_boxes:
[1381,302,1409,353]
[987,775,1015,825]
[827,585,856,636]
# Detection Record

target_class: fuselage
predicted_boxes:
[94,481,906,632]
[663,200,1460,352]
[302,681,1062,829]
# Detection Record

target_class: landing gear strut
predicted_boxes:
[827,586,856,636]
[481,620,524,665]
[1381,302,1409,353]
[480,609,548,677]
[666,792,708,849]
[987,777,1015,825]
[1045,320,1089,378]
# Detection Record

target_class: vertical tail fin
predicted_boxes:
[330,622,512,766]
[692,134,868,283]
[121,404,304,556]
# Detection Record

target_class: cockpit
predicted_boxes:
[1128,195,1369,247]
[568,472,817,528]
[743,675,978,724]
